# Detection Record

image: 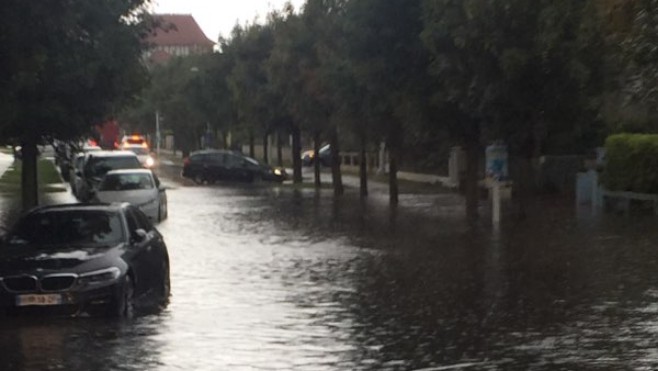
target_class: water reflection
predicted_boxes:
[2,183,658,370]
[0,316,167,371]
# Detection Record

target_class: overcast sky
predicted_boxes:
[152,0,306,42]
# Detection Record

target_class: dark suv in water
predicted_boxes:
[182,150,287,184]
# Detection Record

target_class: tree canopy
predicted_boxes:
[0,0,153,209]
[124,0,656,212]
[0,0,152,142]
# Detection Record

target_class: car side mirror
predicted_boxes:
[133,229,148,243]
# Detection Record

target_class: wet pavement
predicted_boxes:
[2,166,658,370]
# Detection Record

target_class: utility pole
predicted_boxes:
[155,110,161,155]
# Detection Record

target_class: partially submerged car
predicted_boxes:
[93,169,167,223]
[0,203,170,318]
[182,150,287,184]
[121,144,155,168]
[79,151,143,201]
[302,144,332,167]
[69,153,86,198]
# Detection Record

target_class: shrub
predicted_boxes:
[601,134,658,194]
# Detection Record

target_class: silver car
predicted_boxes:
[92,169,168,222]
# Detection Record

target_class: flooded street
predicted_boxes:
[3,172,658,370]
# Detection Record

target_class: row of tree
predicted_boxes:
[3,1,656,216]
[136,0,649,218]
[0,0,153,210]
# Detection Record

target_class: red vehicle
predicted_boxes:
[96,120,121,150]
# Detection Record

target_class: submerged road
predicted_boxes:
[2,167,658,370]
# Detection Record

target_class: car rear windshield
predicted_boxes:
[7,210,124,246]
[100,173,154,191]
[86,156,141,178]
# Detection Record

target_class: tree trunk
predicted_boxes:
[222,131,228,149]
[313,131,321,188]
[359,133,368,198]
[329,127,343,196]
[248,132,255,159]
[388,145,399,205]
[276,131,283,167]
[291,125,302,184]
[465,141,479,221]
[262,133,269,164]
[21,136,39,211]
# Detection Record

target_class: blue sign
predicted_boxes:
[486,144,509,181]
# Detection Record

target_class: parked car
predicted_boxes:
[54,142,72,181]
[92,169,167,222]
[182,150,287,184]
[121,144,155,168]
[121,135,148,148]
[69,153,86,198]
[302,144,332,167]
[0,203,170,318]
[82,144,102,153]
[79,151,143,201]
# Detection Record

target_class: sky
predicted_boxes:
[152,0,306,42]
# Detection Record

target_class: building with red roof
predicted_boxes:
[145,14,215,65]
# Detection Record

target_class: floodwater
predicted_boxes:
[2,172,658,370]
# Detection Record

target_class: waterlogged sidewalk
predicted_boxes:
[0,152,12,178]
[0,154,76,228]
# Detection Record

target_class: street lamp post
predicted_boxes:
[155,110,161,155]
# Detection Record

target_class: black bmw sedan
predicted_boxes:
[0,203,169,318]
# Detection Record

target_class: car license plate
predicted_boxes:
[15,294,63,307]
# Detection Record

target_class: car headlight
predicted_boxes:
[78,267,121,286]
[274,168,282,176]
[145,156,155,167]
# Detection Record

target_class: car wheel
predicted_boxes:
[158,264,171,308]
[193,173,205,185]
[158,200,168,222]
[109,275,135,319]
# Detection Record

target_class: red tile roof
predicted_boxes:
[148,14,214,47]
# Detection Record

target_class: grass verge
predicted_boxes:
[0,159,66,194]
[368,173,453,194]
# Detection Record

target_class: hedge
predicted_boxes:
[601,133,658,194]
